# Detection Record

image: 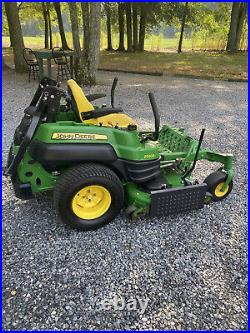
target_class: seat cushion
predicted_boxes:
[67,79,137,128]
[85,113,137,128]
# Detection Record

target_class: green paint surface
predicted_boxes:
[13,116,234,214]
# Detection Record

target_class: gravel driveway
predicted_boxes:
[2,69,247,330]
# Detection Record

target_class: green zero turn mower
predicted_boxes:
[5,77,234,231]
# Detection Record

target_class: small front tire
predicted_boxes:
[204,170,233,202]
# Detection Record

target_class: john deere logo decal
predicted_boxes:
[144,153,155,159]
[52,133,108,140]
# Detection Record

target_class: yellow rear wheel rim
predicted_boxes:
[71,185,111,220]
[214,182,229,198]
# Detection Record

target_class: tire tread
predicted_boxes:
[53,163,124,230]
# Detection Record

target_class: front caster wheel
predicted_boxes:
[204,170,233,202]
[54,163,124,231]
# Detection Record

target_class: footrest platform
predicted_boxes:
[150,183,207,217]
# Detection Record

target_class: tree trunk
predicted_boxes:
[42,2,49,48]
[53,2,70,50]
[2,54,8,69]
[79,2,101,85]
[226,2,247,52]
[104,3,113,51]
[125,3,133,52]
[138,5,147,52]
[81,2,90,57]
[68,2,82,80]
[240,19,247,50]
[7,5,14,48]
[235,3,248,51]
[226,2,241,52]
[4,2,26,72]
[117,3,125,51]
[132,3,138,51]
[88,3,101,84]
[178,2,188,53]
[46,2,53,49]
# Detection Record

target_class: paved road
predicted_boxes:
[2,69,247,330]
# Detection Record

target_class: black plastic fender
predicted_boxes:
[29,141,117,166]
[28,141,161,183]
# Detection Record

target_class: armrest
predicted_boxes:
[86,93,106,102]
[81,107,123,120]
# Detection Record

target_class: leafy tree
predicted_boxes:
[38,2,57,49]
[132,3,139,50]
[2,4,9,36]
[138,4,147,51]
[125,3,133,52]
[81,2,90,56]
[178,2,188,53]
[53,2,70,50]
[42,2,49,48]
[104,3,113,51]
[15,2,54,48]
[69,2,101,85]
[83,2,101,85]
[68,2,81,79]
[137,2,164,52]
[117,3,125,51]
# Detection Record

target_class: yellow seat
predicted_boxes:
[67,79,137,128]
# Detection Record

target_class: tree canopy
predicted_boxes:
[2,2,248,83]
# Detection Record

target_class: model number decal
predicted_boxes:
[51,133,108,140]
[144,153,155,159]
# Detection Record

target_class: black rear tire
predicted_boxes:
[54,163,124,231]
[204,170,233,202]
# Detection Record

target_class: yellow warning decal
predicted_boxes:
[51,133,108,140]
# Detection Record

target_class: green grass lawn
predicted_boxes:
[99,50,248,81]
[2,40,247,81]
[2,35,72,49]
[2,33,192,51]
[2,33,236,52]
[1,35,207,51]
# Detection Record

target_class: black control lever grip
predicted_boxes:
[182,128,206,180]
[148,92,160,141]
[86,93,107,102]
[111,77,118,107]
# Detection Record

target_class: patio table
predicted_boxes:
[33,49,75,80]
